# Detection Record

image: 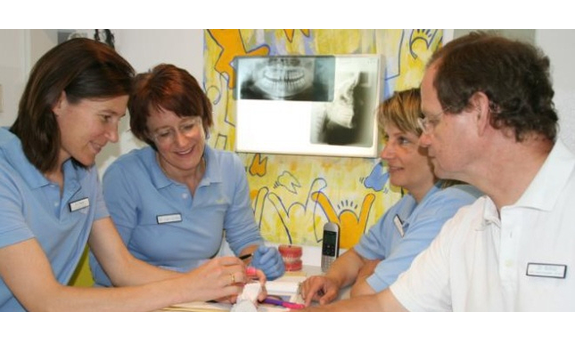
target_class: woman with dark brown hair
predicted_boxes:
[0,39,260,312]
[89,64,284,288]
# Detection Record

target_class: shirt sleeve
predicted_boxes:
[0,169,34,249]
[223,154,263,254]
[92,168,109,221]
[353,212,393,260]
[89,162,139,286]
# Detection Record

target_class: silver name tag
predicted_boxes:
[526,263,567,279]
[156,213,182,224]
[393,214,404,237]
[69,198,90,212]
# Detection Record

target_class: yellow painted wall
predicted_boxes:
[204,29,443,249]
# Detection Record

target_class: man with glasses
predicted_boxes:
[304,32,575,311]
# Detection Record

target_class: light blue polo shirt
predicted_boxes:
[90,145,263,286]
[354,183,482,292]
[0,128,108,312]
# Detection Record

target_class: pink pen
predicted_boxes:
[281,301,305,310]
[263,298,305,309]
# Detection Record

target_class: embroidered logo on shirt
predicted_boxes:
[156,213,183,224]
[69,198,90,212]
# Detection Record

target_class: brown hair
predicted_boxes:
[428,32,557,142]
[128,64,213,148]
[10,38,134,172]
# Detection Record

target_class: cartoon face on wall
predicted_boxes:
[205,29,443,247]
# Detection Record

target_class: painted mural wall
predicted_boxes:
[203,29,443,249]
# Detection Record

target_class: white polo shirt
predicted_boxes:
[390,140,575,311]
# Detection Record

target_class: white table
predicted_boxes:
[159,265,349,312]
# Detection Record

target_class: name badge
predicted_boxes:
[69,198,90,212]
[526,263,567,279]
[156,213,182,224]
[393,214,405,237]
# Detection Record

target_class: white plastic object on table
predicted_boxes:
[230,282,262,312]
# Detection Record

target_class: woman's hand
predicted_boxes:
[181,256,249,302]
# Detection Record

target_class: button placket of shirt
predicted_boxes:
[173,184,193,209]
[191,177,210,206]
[44,183,61,217]
[61,180,82,219]
[499,206,521,303]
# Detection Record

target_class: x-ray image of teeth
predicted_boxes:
[255,58,313,98]
[238,56,334,102]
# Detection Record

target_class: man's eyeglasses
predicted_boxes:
[417,107,451,133]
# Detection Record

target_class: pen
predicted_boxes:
[239,253,253,261]
[262,298,305,310]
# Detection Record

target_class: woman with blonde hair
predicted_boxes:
[301,88,481,306]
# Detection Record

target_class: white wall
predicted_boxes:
[114,30,204,77]
[0,30,28,127]
[537,30,575,151]
[29,30,58,67]
[0,30,61,127]
[453,29,536,44]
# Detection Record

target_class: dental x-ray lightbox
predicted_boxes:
[235,55,382,158]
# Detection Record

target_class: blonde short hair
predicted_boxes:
[377,88,422,136]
